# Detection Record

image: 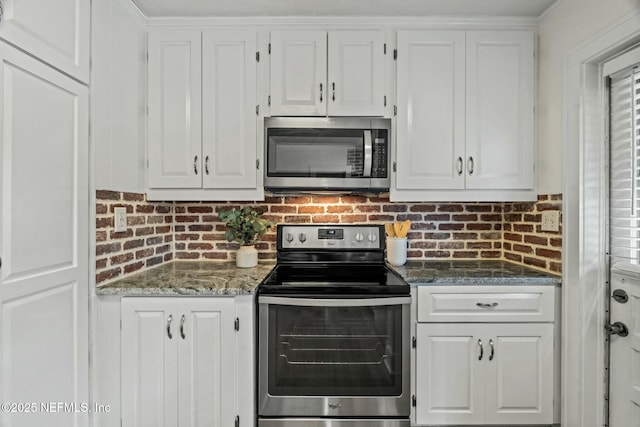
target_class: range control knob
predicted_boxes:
[355,232,365,242]
[368,233,378,242]
[286,233,294,243]
[299,233,307,243]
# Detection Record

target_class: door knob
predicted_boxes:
[605,321,628,337]
[612,289,628,303]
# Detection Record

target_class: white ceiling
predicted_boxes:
[130,0,559,18]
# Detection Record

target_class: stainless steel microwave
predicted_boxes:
[264,117,391,193]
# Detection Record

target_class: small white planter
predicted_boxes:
[236,245,258,268]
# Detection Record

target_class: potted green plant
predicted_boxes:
[218,206,274,268]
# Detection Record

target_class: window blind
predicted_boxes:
[609,66,640,264]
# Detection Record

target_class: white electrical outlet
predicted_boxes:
[541,211,560,232]
[114,207,128,232]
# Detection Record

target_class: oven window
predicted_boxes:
[267,303,403,396]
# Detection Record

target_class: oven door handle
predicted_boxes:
[258,296,411,307]
[363,129,373,178]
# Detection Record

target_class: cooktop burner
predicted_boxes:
[258,224,410,296]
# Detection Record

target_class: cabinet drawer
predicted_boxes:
[417,286,554,322]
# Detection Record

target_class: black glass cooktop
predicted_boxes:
[258,264,410,296]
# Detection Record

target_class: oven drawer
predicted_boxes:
[259,419,410,427]
[417,285,555,322]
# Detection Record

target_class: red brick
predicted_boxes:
[298,205,325,214]
[480,251,501,258]
[96,242,121,256]
[467,242,492,249]
[424,214,450,221]
[340,215,367,223]
[136,248,155,259]
[96,204,108,214]
[286,196,313,204]
[410,241,437,249]
[312,215,340,223]
[438,242,464,249]
[127,216,146,226]
[136,227,154,236]
[494,242,502,249]
[327,205,353,213]
[175,215,199,223]
[550,238,562,247]
[265,196,283,203]
[481,214,502,222]
[354,205,380,213]
[203,252,229,260]
[438,204,464,212]
[284,215,311,223]
[412,222,436,230]
[510,202,535,212]
[504,214,523,222]
[96,217,113,229]
[96,190,120,200]
[537,194,549,201]
[124,261,145,274]
[524,235,548,246]
[156,205,171,214]
[175,225,186,232]
[523,257,546,269]
[188,242,214,250]
[165,235,173,243]
[311,196,339,204]
[536,248,562,260]
[439,223,464,231]
[164,253,174,261]
[96,268,121,284]
[452,214,478,222]
[175,233,200,241]
[550,194,562,201]
[424,232,450,240]
[155,245,171,255]
[188,206,214,213]
[504,233,522,242]
[466,205,492,213]
[409,204,436,212]
[513,244,534,254]
[156,225,171,233]
[383,204,407,212]
[175,252,200,260]
[452,233,478,240]
[111,253,134,266]
[480,232,502,240]
[503,242,512,250]
[123,239,144,250]
[271,205,296,214]
[216,242,241,250]
[549,262,562,273]
[146,236,164,245]
[96,231,107,242]
[367,214,395,221]
[123,192,145,201]
[147,215,168,224]
[524,214,541,222]
[189,224,214,232]
[341,196,367,204]
[537,203,561,212]
[136,205,155,214]
[146,256,164,266]
[397,214,424,221]
[453,251,479,258]
[202,233,227,241]
[96,258,108,269]
[505,252,522,262]
[467,223,492,231]
[424,250,450,258]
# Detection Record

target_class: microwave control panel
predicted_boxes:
[371,136,388,178]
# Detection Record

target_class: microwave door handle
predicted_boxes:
[363,130,373,177]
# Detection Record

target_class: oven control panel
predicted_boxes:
[279,225,383,250]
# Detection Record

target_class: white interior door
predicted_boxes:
[609,271,640,427]
[0,42,88,427]
[0,0,90,82]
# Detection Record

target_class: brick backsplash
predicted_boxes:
[95,191,562,284]
[95,190,173,284]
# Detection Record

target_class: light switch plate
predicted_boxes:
[541,211,560,232]
[114,207,128,232]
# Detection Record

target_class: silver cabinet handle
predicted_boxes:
[468,156,475,175]
[167,314,173,339]
[478,339,483,360]
[180,314,186,339]
[319,83,323,102]
[476,302,498,308]
[489,339,494,361]
[332,82,335,101]
[204,156,210,175]
[193,155,199,175]
[457,157,463,176]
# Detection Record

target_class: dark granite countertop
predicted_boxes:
[95,261,275,296]
[388,260,561,286]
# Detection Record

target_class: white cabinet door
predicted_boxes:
[465,31,534,190]
[178,298,236,427]
[0,0,90,82]
[202,31,258,190]
[148,31,202,189]
[121,298,178,427]
[484,323,554,425]
[415,323,485,425]
[270,31,326,116]
[0,42,89,427]
[396,31,466,190]
[327,31,385,116]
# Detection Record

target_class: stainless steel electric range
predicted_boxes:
[257,224,410,427]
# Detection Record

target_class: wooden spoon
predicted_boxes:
[385,223,395,238]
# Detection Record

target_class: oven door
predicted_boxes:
[258,296,410,417]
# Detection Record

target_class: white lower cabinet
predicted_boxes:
[121,297,237,427]
[414,286,555,426]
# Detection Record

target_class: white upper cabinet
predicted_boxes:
[202,30,258,190]
[0,0,90,82]
[396,31,466,190]
[148,31,203,189]
[147,30,262,200]
[269,30,386,116]
[465,31,534,190]
[393,30,535,201]
[270,30,326,116]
